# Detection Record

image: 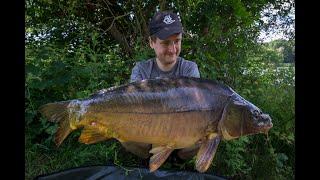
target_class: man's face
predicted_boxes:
[150,33,182,66]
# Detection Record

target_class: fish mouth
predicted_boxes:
[256,120,273,133]
[261,122,273,132]
[251,123,272,134]
[254,114,273,133]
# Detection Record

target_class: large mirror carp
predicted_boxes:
[39,77,273,173]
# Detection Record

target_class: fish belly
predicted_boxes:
[100,110,215,149]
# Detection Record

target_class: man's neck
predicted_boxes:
[155,58,178,72]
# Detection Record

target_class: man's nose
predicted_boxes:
[167,42,177,53]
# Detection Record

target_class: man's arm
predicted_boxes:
[184,62,200,78]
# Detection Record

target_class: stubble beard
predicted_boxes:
[162,53,178,65]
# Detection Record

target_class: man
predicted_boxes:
[127,11,201,164]
[130,11,200,82]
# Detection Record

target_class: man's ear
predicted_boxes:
[149,37,154,49]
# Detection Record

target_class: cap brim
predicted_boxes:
[155,26,183,40]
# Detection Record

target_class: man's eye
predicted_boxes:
[160,39,181,46]
[162,41,170,46]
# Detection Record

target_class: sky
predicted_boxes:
[257,3,295,43]
[258,30,288,43]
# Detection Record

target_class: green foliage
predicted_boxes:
[231,55,295,179]
[25,27,135,160]
[26,0,294,179]
[212,137,252,177]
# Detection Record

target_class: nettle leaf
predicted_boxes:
[276,153,288,168]
[45,124,58,135]
[75,90,91,99]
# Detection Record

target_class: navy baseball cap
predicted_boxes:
[148,11,183,40]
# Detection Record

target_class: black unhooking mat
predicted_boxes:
[34,165,228,180]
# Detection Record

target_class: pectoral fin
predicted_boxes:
[195,135,221,173]
[120,142,151,159]
[78,126,109,144]
[149,146,174,172]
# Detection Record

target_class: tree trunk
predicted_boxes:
[109,23,132,56]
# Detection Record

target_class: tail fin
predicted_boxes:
[39,101,74,146]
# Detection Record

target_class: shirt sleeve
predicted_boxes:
[184,62,200,78]
[130,63,143,82]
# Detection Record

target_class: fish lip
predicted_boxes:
[256,114,272,128]
[259,123,273,133]
[252,121,273,133]
[264,124,273,130]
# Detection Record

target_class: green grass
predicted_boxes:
[25,130,196,180]
[25,131,127,179]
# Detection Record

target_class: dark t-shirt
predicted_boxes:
[130,57,200,82]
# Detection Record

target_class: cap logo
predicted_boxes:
[163,15,175,24]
